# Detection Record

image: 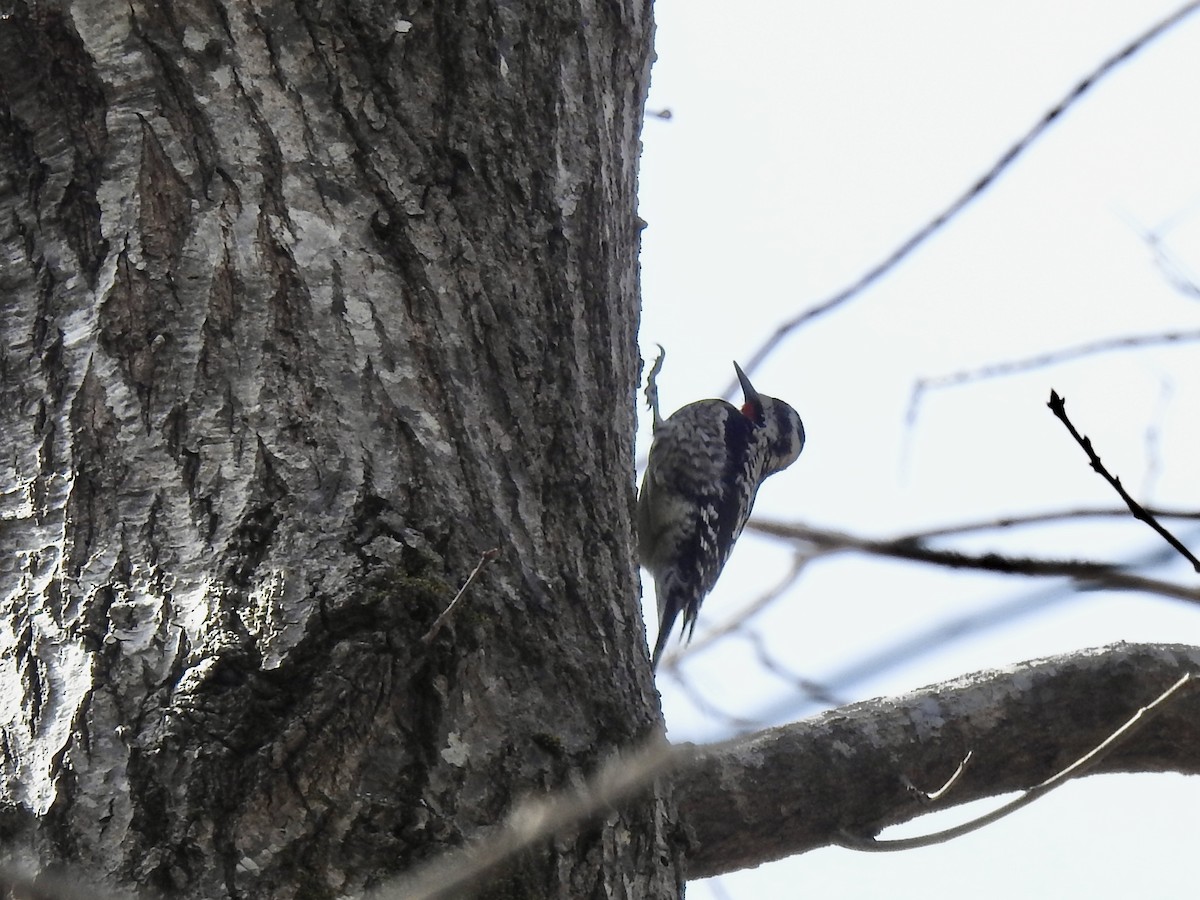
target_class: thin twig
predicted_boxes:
[671,669,771,731]
[421,548,500,644]
[746,629,847,709]
[903,750,974,804]
[747,530,1200,728]
[907,329,1200,427]
[732,0,1200,386]
[894,505,1200,541]
[837,672,1194,851]
[1143,220,1200,300]
[644,343,666,428]
[1048,390,1200,573]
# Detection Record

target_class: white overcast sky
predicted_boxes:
[636,2,1200,897]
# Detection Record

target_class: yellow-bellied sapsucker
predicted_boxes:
[637,352,805,670]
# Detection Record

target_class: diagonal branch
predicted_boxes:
[734,0,1200,383]
[678,642,1200,878]
[379,644,1200,893]
[1048,389,1200,573]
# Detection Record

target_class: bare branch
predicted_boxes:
[678,643,1200,878]
[745,629,847,709]
[382,645,1200,892]
[909,750,973,804]
[748,519,1200,604]
[672,669,774,731]
[752,520,1112,576]
[1142,217,1200,300]
[837,673,1193,851]
[1048,390,1200,573]
[908,330,1200,425]
[734,0,1200,383]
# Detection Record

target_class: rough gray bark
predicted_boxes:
[0,2,667,898]
[7,4,1195,899]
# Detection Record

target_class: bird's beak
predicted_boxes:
[733,361,759,404]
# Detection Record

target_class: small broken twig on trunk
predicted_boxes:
[421,548,500,644]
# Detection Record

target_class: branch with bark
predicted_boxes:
[677,642,1200,878]
[377,643,1200,894]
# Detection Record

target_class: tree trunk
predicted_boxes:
[0,2,667,897]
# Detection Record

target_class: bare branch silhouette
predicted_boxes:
[747,519,1200,604]
[742,529,1200,728]
[907,329,1200,427]
[895,505,1200,540]
[1142,216,1200,300]
[746,630,847,708]
[1048,389,1200,573]
[662,516,1200,732]
[733,0,1200,386]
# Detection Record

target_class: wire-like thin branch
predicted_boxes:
[837,672,1194,851]
[421,548,500,644]
[733,0,1200,384]
[1048,390,1200,573]
[1143,219,1200,300]
[912,751,974,804]
[672,668,773,731]
[895,505,1200,541]
[908,330,1200,426]
[745,629,847,709]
